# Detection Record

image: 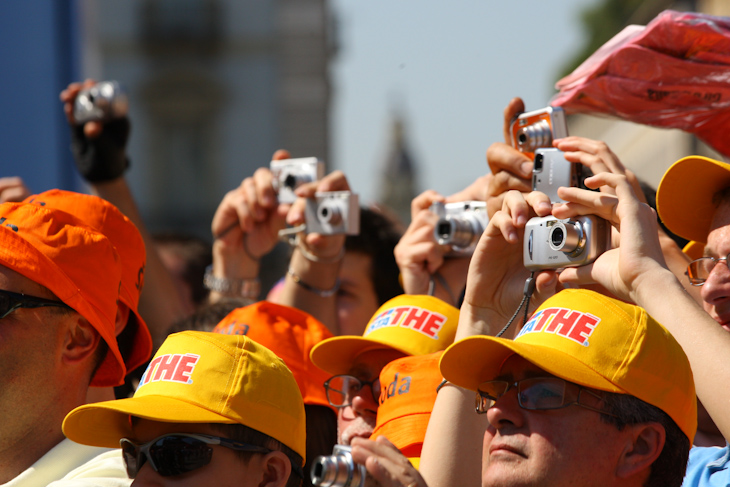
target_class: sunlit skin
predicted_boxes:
[337,349,405,445]
[128,419,289,487]
[481,355,647,487]
[700,202,730,332]
[336,251,381,337]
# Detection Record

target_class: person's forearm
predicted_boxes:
[91,178,194,346]
[633,267,730,441]
[276,248,341,334]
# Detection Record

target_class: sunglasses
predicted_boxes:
[120,433,271,478]
[0,289,72,319]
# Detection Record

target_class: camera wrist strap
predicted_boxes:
[495,272,536,338]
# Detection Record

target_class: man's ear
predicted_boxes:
[62,314,101,366]
[616,422,665,479]
[259,450,293,487]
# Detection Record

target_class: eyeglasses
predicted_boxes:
[686,254,730,286]
[476,377,616,417]
[120,433,271,478]
[0,289,72,319]
[323,374,381,409]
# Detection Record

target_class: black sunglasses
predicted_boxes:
[0,289,72,319]
[120,433,272,478]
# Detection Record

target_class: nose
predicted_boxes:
[130,463,161,487]
[485,387,524,431]
[700,259,730,309]
[350,383,378,420]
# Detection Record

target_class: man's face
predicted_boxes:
[481,355,632,487]
[0,265,71,434]
[129,419,265,487]
[337,251,380,336]
[701,201,730,330]
[337,349,405,445]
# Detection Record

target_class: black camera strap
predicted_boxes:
[495,272,536,338]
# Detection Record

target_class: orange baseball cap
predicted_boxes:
[212,301,334,409]
[63,331,306,461]
[371,351,442,461]
[310,295,459,376]
[440,289,696,442]
[657,155,730,244]
[0,202,124,386]
[24,189,151,372]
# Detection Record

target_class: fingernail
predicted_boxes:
[516,214,526,226]
[538,202,552,213]
[521,162,532,175]
[508,230,518,242]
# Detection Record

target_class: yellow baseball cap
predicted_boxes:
[63,331,306,461]
[440,289,697,443]
[371,351,442,461]
[310,295,459,375]
[657,155,730,244]
[682,240,704,261]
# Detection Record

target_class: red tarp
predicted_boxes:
[551,10,730,157]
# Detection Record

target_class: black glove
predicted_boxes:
[70,117,131,183]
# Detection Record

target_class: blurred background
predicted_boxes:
[0,0,726,240]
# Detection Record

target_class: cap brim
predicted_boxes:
[63,395,237,448]
[310,336,409,376]
[372,413,430,453]
[439,336,627,394]
[657,156,730,243]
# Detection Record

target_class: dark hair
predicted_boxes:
[211,423,304,487]
[599,392,689,487]
[152,232,213,306]
[345,207,403,305]
[166,297,254,335]
[304,405,337,485]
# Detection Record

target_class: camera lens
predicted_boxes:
[550,227,564,247]
[436,221,453,240]
[283,174,298,189]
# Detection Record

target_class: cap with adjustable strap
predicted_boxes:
[310,295,459,376]
[63,331,306,462]
[440,289,697,443]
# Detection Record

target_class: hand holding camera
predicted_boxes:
[304,191,360,235]
[60,80,131,182]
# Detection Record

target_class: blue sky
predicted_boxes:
[330,0,603,205]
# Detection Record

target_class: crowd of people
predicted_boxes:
[2,46,730,487]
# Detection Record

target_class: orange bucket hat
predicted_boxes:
[25,189,151,372]
[440,289,697,443]
[310,295,459,375]
[371,351,442,462]
[213,301,334,409]
[0,202,125,386]
[63,331,306,461]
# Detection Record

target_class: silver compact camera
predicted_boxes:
[523,215,610,271]
[509,106,568,158]
[73,81,128,124]
[311,445,366,487]
[430,201,488,256]
[271,157,325,204]
[305,191,360,235]
[532,148,586,204]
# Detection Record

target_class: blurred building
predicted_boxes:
[81,0,334,239]
[377,113,418,227]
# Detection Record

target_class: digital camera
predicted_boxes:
[532,148,585,203]
[510,106,568,159]
[430,201,488,256]
[73,81,129,124]
[311,445,366,487]
[523,215,610,271]
[271,157,325,204]
[305,191,360,235]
